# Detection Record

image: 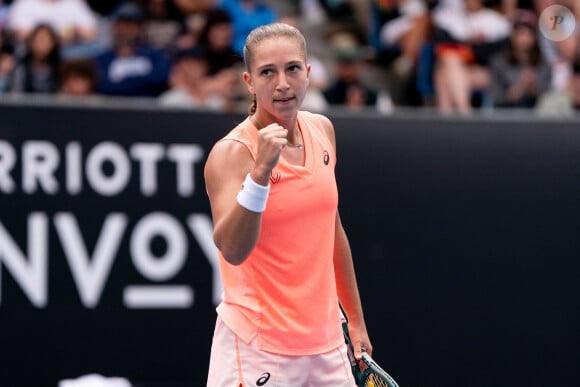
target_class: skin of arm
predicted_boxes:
[318,113,372,360]
[205,121,289,265]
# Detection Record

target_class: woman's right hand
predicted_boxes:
[252,123,288,185]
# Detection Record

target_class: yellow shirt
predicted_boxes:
[209,111,344,355]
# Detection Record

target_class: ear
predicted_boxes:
[243,71,255,94]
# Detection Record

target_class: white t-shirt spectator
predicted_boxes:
[432,4,511,42]
[7,0,97,44]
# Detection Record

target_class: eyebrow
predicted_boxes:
[256,60,304,71]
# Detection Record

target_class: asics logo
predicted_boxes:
[256,372,271,386]
[270,170,281,184]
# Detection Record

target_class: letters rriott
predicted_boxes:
[0,140,203,196]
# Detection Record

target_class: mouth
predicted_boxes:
[274,96,296,103]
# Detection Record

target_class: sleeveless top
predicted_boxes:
[209,110,344,355]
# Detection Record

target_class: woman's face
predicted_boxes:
[511,25,536,51]
[244,36,310,122]
[30,28,57,60]
[208,22,233,51]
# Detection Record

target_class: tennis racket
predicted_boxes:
[358,351,400,387]
[340,305,400,387]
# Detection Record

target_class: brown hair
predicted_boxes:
[60,59,98,84]
[243,22,307,114]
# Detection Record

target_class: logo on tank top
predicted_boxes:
[323,150,330,165]
[256,372,271,385]
[270,170,281,184]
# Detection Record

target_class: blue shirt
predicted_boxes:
[94,45,170,97]
[218,0,277,55]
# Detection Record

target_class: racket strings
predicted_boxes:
[364,372,389,387]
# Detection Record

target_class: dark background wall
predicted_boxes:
[0,104,578,387]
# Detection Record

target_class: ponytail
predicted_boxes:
[249,94,257,115]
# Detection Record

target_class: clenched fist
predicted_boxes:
[254,122,289,175]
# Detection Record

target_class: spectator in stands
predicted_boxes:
[11,24,61,93]
[297,0,326,25]
[534,0,580,93]
[59,58,98,96]
[93,1,171,97]
[141,0,183,51]
[194,8,244,107]
[310,0,369,31]
[218,0,278,55]
[158,46,227,109]
[5,0,98,56]
[536,55,580,115]
[0,36,15,92]
[196,8,242,75]
[323,34,393,113]
[489,8,551,108]
[371,0,430,80]
[535,0,579,62]
[432,0,511,114]
[174,12,206,52]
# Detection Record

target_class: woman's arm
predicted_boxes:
[317,113,372,358]
[205,122,288,265]
[334,211,372,359]
[205,139,261,265]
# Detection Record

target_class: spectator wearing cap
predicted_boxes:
[489,8,551,108]
[323,35,393,113]
[93,1,171,97]
[158,46,227,110]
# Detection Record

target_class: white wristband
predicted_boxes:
[236,173,270,213]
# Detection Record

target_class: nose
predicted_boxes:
[276,73,290,91]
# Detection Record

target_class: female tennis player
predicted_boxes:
[205,22,371,386]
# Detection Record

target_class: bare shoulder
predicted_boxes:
[205,139,254,191]
[310,112,336,150]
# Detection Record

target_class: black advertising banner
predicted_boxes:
[0,104,231,386]
[1,103,579,387]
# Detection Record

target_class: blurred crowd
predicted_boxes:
[0,0,579,115]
